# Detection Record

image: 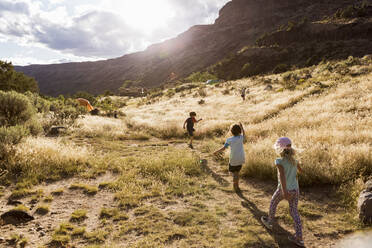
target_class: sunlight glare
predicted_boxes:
[110,0,175,33]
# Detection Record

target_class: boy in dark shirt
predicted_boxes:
[183,112,202,149]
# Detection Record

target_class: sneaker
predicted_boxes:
[261,216,273,230]
[288,236,305,247]
[188,144,194,149]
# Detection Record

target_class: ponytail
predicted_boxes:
[280,148,297,166]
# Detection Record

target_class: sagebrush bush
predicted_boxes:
[0,91,35,126]
[0,125,29,146]
[24,92,50,113]
[48,99,86,128]
[281,72,299,90]
[198,88,207,97]
[25,117,43,136]
[0,125,29,168]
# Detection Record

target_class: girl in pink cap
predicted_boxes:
[261,137,305,247]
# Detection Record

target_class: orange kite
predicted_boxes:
[76,98,94,112]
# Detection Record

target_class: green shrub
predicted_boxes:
[0,91,35,126]
[273,64,290,74]
[281,72,299,90]
[24,92,50,113]
[166,89,176,97]
[335,4,369,19]
[198,88,207,97]
[185,71,217,83]
[25,117,43,136]
[175,83,199,93]
[48,99,85,128]
[0,125,29,167]
[0,125,29,146]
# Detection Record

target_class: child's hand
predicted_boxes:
[213,151,221,156]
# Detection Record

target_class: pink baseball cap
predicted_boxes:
[274,137,292,150]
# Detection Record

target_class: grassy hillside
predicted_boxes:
[0,56,371,247]
[125,55,372,187]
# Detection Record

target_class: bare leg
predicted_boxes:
[233,172,239,190]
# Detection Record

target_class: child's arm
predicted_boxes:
[183,119,187,129]
[239,122,246,143]
[213,146,226,155]
[277,164,291,200]
[196,118,203,122]
[297,162,303,174]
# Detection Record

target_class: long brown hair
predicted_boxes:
[279,148,297,166]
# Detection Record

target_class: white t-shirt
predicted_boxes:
[224,135,245,166]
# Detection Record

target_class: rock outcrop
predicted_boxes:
[358,180,372,224]
[1,210,34,225]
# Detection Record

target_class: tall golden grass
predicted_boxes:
[6,137,92,184]
[74,115,128,138]
[122,59,372,189]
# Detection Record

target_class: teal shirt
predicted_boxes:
[275,158,299,191]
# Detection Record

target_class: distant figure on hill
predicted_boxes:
[213,122,246,191]
[261,137,305,247]
[241,87,247,101]
[183,112,202,149]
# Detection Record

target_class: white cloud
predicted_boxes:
[0,0,231,64]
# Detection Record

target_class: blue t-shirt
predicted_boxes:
[224,135,245,166]
[275,157,299,190]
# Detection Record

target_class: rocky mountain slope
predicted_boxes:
[15,0,372,96]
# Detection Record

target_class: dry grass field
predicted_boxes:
[0,56,371,247]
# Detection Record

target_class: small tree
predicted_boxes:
[0,91,35,126]
[0,60,39,93]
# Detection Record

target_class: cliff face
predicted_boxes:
[15,0,372,96]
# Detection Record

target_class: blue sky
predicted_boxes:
[0,0,230,65]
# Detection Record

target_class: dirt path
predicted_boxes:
[0,138,356,248]
[0,173,117,247]
[181,142,355,248]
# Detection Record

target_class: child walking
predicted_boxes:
[241,87,246,101]
[261,137,305,247]
[183,112,202,149]
[213,122,246,191]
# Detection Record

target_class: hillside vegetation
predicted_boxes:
[0,56,371,247]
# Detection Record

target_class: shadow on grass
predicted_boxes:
[200,159,229,187]
[237,191,299,248]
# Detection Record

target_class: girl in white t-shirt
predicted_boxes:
[213,123,246,191]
